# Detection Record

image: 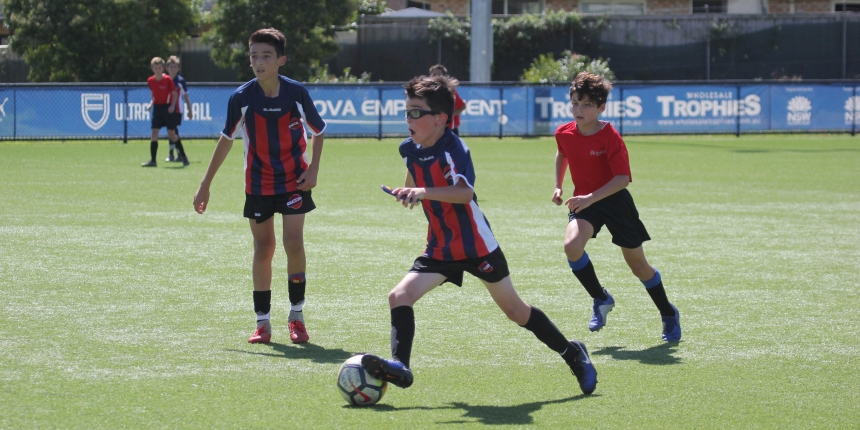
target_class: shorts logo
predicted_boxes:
[81,93,110,130]
[479,261,493,273]
[287,194,303,209]
[254,213,261,217]
[289,119,301,130]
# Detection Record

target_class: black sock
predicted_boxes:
[643,269,675,316]
[573,261,606,299]
[175,138,186,157]
[253,290,271,316]
[288,273,306,305]
[150,141,158,162]
[521,306,570,354]
[390,306,415,368]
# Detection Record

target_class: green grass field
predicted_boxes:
[1,134,858,429]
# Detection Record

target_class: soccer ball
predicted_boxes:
[337,354,388,406]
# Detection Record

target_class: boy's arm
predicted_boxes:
[296,132,324,191]
[168,89,178,113]
[565,174,630,214]
[552,150,568,205]
[193,135,235,214]
[184,93,193,119]
[390,180,473,209]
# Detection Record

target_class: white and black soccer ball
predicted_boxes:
[337,354,388,406]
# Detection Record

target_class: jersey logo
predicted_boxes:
[589,150,607,156]
[289,119,301,130]
[443,165,452,180]
[287,194,303,209]
[479,261,494,273]
[263,108,282,112]
[419,156,435,161]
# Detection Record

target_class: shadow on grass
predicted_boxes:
[226,342,354,365]
[361,395,588,425]
[592,342,681,365]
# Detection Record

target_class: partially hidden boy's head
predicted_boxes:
[166,55,180,76]
[151,57,165,76]
[249,28,287,58]
[404,75,456,126]
[428,64,447,77]
[569,72,612,107]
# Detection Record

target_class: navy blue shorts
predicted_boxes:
[568,188,651,249]
[244,191,315,224]
[409,247,510,286]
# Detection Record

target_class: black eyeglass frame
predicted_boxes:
[404,108,440,119]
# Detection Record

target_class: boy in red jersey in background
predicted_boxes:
[553,72,681,342]
[193,28,326,345]
[360,75,597,396]
[428,64,466,135]
[142,57,180,167]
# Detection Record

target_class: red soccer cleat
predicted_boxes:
[248,320,272,344]
[289,319,309,344]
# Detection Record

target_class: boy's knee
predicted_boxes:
[563,241,585,260]
[502,303,530,325]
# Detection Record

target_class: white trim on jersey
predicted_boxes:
[469,199,499,253]
[296,101,326,136]
[444,151,473,190]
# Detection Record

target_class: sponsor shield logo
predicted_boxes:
[289,119,301,130]
[287,194,303,209]
[81,93,110,130]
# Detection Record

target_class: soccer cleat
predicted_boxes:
[248,320,272,344]
[588,289,615,331]
[166,154,176,162]
[361,354,414,389]
[141,160,157,167]
[181,155,190,167]
[567,340,598,395]
[288,319,309,344]
[662,304,681,342]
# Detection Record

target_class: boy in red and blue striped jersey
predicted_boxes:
[360,75,598,396]
[193,28,326,345]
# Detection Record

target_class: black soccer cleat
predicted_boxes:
[361,354,414,389]
[181,155,190,167]
[141,160,157,167]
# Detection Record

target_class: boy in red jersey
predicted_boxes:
[192,28,326,345]
[359,75,598,396]
[142,57,180,167]
[553,72,681,341]
[428,64,466,135]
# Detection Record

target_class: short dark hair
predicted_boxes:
[249,28,286,58]
[404,75,457,125]
[569,72,612,107]
[428,64,447,75]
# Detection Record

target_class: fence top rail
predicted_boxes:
[1,79,858,88]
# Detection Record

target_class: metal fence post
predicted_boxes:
[706,23,711,81]
[619,86,625,136]
[123,87,128,143]
[498,87,504,139]
[736,84,741,137]
[377,87,383,140]
[853,84,857,137]
[13,87,17,140]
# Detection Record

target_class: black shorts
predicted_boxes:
[568,188,651,249]
[168,111,183,128]
[244,191,316,223]
[408,247,510,286]
[150,104,176,131]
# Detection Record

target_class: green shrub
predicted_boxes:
[520,50,615,83]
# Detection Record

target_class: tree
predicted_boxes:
[3,0,196,82]
[520,51,615,84]
[207,0,356,82]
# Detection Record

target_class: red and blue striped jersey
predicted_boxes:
[399,129,499,261]
[221,76,326,195]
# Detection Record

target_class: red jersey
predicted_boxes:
[449,90,466,130]
[555,121,632,196]
[147,74,175,105]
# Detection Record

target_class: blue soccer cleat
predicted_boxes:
[588,290,615,332]
[567,340,598,395]
[661,304,681,341]
[361,354,414,389]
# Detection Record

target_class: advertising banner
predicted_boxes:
[0,83,856,140]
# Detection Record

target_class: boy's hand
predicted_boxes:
[168,105,175,114]
[391,187,424,210]
[147,103,153,112]
[565,194,594,214]
[187,108,194,120]
[552,188,564,205]
[193,187,210,214]
[296,167,318,191]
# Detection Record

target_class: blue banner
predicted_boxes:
[0,83,856,140]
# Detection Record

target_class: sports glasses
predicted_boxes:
[404,108,439,119]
